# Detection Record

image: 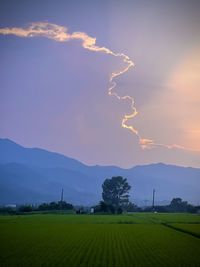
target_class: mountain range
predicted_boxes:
[0,138,199,206]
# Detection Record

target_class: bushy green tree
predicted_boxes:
[19,205,33,212]
[102,176,131,212]
[169,198,189,212]
[126,202,138,212]
[38,201,73,211]
[93,201,115,214]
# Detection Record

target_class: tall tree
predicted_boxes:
[102,176,131,211]
[169,198,188,212]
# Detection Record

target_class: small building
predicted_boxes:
[90,208,94,214]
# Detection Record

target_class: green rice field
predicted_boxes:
[0,213,200,267]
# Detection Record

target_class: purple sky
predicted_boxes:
[0,0,200,168]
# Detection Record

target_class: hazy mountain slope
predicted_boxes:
[125,163,200,205]
[0,138,87,171]
[0,138,199,205]
[0,163,99,205]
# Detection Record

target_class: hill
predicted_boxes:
[0,138,199,205]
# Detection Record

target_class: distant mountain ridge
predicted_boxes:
[0,138,199,205]
[0,138,87,170]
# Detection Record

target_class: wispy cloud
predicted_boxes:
[1,22,199,153]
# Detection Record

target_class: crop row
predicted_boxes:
[0,217,200,267]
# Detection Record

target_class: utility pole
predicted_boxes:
[61,188,64,202]
[152,189,155,210]
[60,188,64,210]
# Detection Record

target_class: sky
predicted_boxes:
[0,0,200,168]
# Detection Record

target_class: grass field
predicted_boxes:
[0,213,200,267]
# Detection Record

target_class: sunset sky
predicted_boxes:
[0,0,200,168]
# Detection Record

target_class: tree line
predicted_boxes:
[0,176,199,214]
[93,176,200,214]
[0,201,73,214]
